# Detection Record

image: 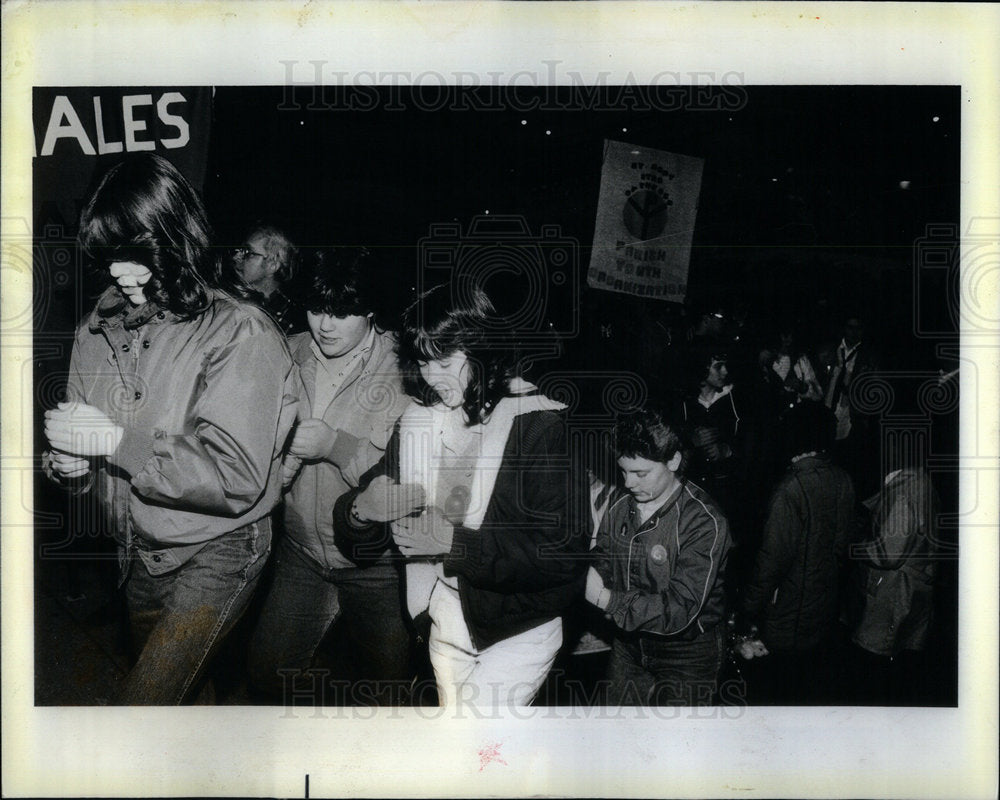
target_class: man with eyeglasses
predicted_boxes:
[230,225,302,335]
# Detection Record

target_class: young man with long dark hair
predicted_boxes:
[42,154,297,704]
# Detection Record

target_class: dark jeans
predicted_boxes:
[247,537,412,705]
[607,625,725,706]
[117,518,272,705]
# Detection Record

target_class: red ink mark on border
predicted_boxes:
[478,742,508,771]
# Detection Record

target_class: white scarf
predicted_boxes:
[398,380,566,617]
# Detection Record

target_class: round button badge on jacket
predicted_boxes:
[650,544,668,564]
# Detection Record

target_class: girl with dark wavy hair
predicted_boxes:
[397,283,518,425]
[77,153,217,318]
[333,283,589,707]
[43,153,297,705]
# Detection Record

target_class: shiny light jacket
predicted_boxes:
[852,468,939,656]
[56,287,297,574]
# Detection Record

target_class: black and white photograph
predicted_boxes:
[3,3,998,798]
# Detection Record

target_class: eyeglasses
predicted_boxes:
[231,246,267,261]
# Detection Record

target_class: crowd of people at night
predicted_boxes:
[41,154,954,708]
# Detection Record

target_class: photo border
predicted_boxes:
[3,3,998,798]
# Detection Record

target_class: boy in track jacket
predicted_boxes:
[586,406,732,706]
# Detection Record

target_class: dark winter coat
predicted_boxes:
[742,455,855,650]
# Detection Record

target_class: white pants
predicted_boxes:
[427,581,562,708]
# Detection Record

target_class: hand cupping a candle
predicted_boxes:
[735,637,770,660]
[387,482,471,557]
[109,261,153,306]
[584,566,612,611]
[44,401,125,457]
[392,505,454,557]
[288,418,338,460]
[45,450,92,481]
[352,475,426,523]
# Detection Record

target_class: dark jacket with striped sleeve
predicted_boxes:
[593,481,732,639]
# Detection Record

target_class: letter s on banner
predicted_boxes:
[158,92,191,149]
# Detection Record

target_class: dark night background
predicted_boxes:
[33,85,960,705]
[34,85,961,373]
[204,85,960,366]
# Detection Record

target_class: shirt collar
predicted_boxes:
[699,382,733,408]
[628,480,684,525]
[89,287,171,332]
[790,453,830,471]
[839,338,861,359]
[507,377,539,396]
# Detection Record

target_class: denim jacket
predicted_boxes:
[282,328,410,570]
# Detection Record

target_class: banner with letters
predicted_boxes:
[30,87,213,337]
[587,139,703,303]
[32,87,213,236]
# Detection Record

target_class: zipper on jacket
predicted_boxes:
[131,328,141,369]
[624,483,685,592]
[626,523,648,592]
[626,512,666,592]
[123,326,144,551]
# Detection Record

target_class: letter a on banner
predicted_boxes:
[32,87,213,235]
[587,140,704,303]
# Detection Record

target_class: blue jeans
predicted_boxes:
[247,537,412,705]
[607,625,725,706]
[117,518,272,705]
